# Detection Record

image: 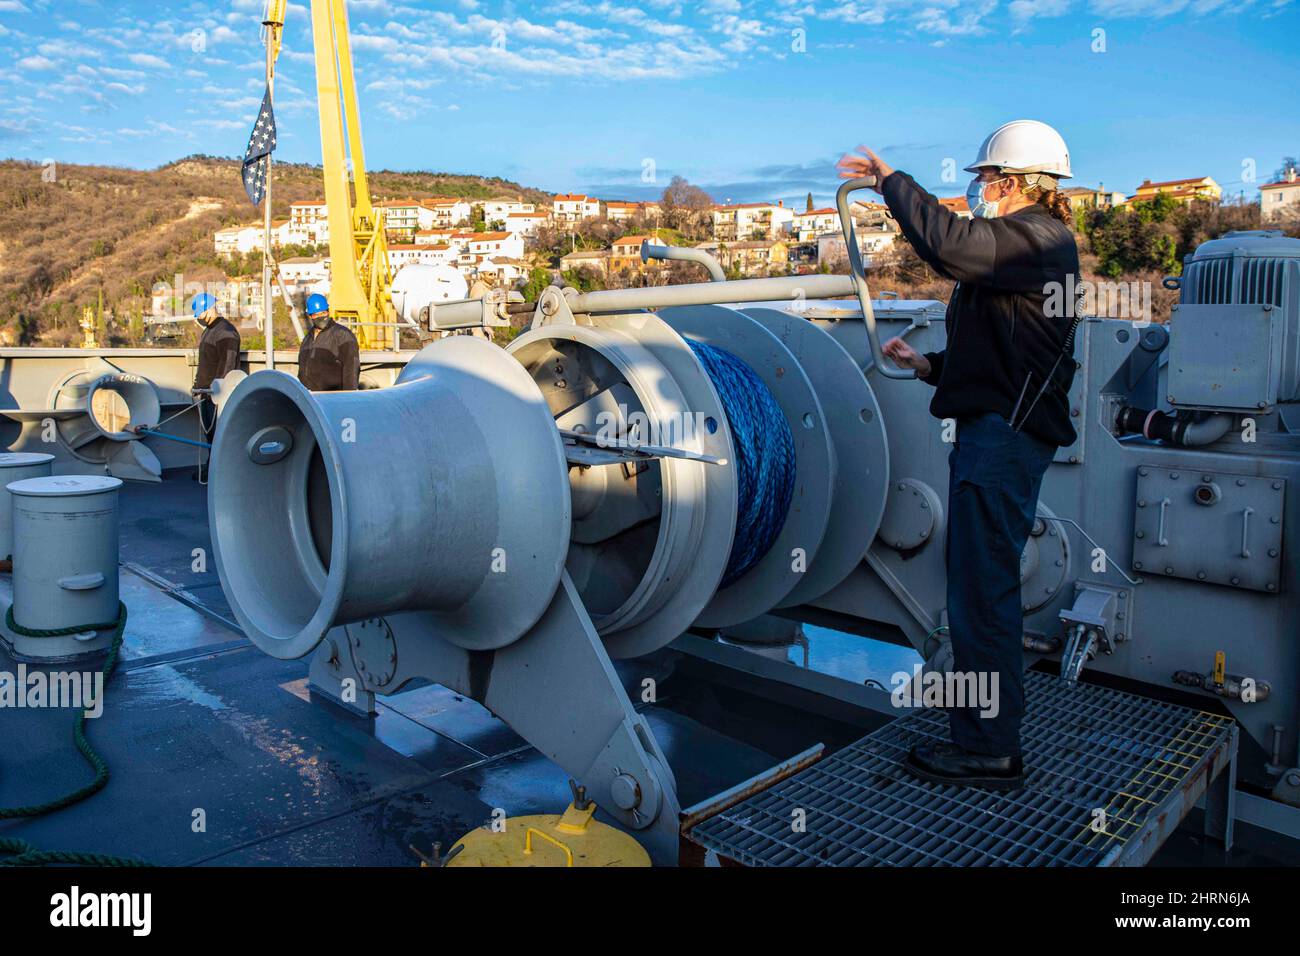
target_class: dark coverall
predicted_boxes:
[297,321,360,392]
[881,171,1080,758]
[194,316,241,446]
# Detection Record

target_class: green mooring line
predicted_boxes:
[0,603,150,867]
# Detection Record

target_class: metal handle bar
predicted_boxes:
[835,177,916,380]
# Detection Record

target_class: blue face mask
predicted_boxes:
[966,177,1009,219]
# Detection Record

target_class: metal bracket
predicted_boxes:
[533,286,580,328]
[308,572,683,864]
[1060,581,1131,648]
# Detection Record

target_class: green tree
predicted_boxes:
[1083,194,1181,277]
[521,266,552,302]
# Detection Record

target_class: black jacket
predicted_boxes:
[881,171,1080,447]
[194,317,241,390]
[298,321,360,392]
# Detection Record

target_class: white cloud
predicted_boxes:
[128,53,171,69]
[17,55,55,71]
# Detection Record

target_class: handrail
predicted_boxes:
[835,177,916,379]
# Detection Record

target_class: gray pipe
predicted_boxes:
[427,296,503,331]
[567,273,856,314]
[836,177,915,380]
[1180,413,1234,446]
[640,241,726,282]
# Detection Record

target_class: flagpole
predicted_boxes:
[262,10,280,370]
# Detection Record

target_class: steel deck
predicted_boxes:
[686,670,1238,866]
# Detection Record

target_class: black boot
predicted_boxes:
[905,741,1024,791]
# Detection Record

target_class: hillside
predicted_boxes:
[0,156,550,346]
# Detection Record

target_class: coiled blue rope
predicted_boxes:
[687,339,796,588]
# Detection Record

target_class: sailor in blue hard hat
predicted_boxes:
[189,291,241,478]
[190,292,240,395]
[297,292,359,391]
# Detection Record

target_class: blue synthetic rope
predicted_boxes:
[687,340,796,588]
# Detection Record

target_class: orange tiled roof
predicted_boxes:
[1136,177,1215,190]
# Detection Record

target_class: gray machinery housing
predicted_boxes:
[208,222,1300,861]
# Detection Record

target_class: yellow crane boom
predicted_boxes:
[310,0,394,349]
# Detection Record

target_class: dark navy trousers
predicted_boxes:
[945,413,1056,757]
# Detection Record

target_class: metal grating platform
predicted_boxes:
[686,671,1237,866]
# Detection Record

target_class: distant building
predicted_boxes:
[712,202,794,241]
[1129,176,1222,205]
[560,249,610,274]
[609,235,663,273]
[279,257,331,285]
[483,198,537,225]
[817,229,896,269]
[503,211,549,238]
[388,244,457,271]
[463,231,524,260]
[477,257,527,283]
[423,197,473,228]
[377,199,437,239]
[603,201,641,222]
[289,201,330,244]
[553,194,602,223]
[696,239,790,277]
[1260,166,1300,220]
[214,225,261,256]
[414,229,463,247]
[791,207,839,241]
[214,220,298,257]
[850,200,891,226]
[1062,187,1126,212]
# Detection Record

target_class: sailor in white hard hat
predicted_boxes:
[837,121,1080,790]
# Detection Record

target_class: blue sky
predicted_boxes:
[1,0,1296,206]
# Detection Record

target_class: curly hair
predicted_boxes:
[1014,173,1073,226]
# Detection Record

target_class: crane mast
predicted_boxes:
[310,0,394,349]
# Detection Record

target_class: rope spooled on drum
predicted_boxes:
[687,339,796,588]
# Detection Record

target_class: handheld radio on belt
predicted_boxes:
[1009,311,1082,434]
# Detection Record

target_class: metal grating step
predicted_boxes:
[686,671,1237,866]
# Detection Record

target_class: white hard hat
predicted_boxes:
[965,119,1072,179]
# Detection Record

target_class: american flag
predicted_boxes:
[241,85,278,206]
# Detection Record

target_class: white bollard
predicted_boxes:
[0,452,55,562]
[8,475,122,631]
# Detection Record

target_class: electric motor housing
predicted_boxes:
[1171,231,1300,412]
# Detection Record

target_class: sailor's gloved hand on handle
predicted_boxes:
[836,146,894,194]
[882,337,931,378]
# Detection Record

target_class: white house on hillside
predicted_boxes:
[423,198,473,228]
[791,207,839,240]
[553,194,602,222]
[504,211,549,238]
[713,202,795,241]
[484,198,536,225]
[1261,167,1300,220]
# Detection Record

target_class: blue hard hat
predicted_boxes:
[191,292,218,317]
[305,293,329,315]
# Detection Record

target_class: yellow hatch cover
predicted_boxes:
[444,803,650,868]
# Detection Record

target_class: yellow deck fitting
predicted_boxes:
[444,801,651,868]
